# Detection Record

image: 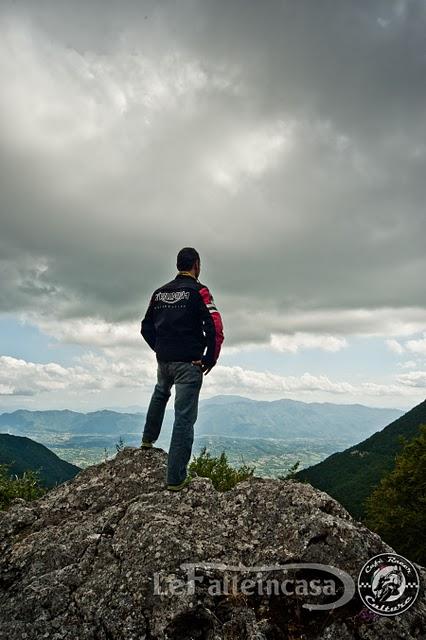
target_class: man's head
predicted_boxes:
[177,247,200,278]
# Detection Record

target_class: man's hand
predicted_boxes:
[192,360,214,375]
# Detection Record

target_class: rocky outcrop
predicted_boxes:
[0,447,424,639]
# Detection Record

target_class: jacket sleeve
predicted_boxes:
[198,286,224,366]
[140,294,156,351]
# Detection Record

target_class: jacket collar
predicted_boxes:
[175,271,197,280]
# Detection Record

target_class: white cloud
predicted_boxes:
[31,317,349,355]
[270,332,347,353]
[0,355,355,398]
[206,120,294,192]
[357,381,416,397]
[0,355,99,396]
[386,332,426,356]
[0,354,156,397]
[397,371,426,388]
[30,308,426,359]
[405,332,426,355]
[397,360,419,370]
[223,307,426,347]
[29,311,418,356]
[205,366,355,396]
[0,20,218,154]
[33,316,142,348]
[386,338,405,354]
[0,353,422,408]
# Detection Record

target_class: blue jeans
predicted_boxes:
[142,360,203,485]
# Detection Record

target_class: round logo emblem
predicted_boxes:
[358,553,420,616]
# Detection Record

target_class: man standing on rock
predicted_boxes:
[140,247,224,491]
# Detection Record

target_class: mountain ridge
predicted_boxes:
[295,397,426,518]
[0,433,81,488]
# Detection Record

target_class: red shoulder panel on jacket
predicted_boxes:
[199,286,224,362]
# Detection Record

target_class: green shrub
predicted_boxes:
[364,424,426,565]
[189,447,255,491]
[115,436,126,453]
[278,459,303,481]
[0,463,46,511]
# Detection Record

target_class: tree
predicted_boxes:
[364,424,426,565]
[0,463,46,510]
[115,436,126,453]
[278,459,304,481]
[189,447,255,492]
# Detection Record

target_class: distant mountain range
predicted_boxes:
[0,433,81,488]
[194,396,403,442]
[0,397,403,449]
[0,397,404,477]
[0,409,144,440]
[296,398,426,519]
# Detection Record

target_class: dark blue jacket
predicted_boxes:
[141,273,224,367]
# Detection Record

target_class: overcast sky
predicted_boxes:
[1,0,425,412]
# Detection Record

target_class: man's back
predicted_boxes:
[141,272,224,367]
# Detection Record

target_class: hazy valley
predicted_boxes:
[0,396,403,477]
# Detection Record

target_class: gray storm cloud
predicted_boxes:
[1,0,425,346]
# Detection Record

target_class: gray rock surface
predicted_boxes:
[0,447,424,639]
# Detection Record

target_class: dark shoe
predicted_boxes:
[166,476,191,492]
[141,440,153,449]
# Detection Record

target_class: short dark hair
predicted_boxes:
[177,247,200,271]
